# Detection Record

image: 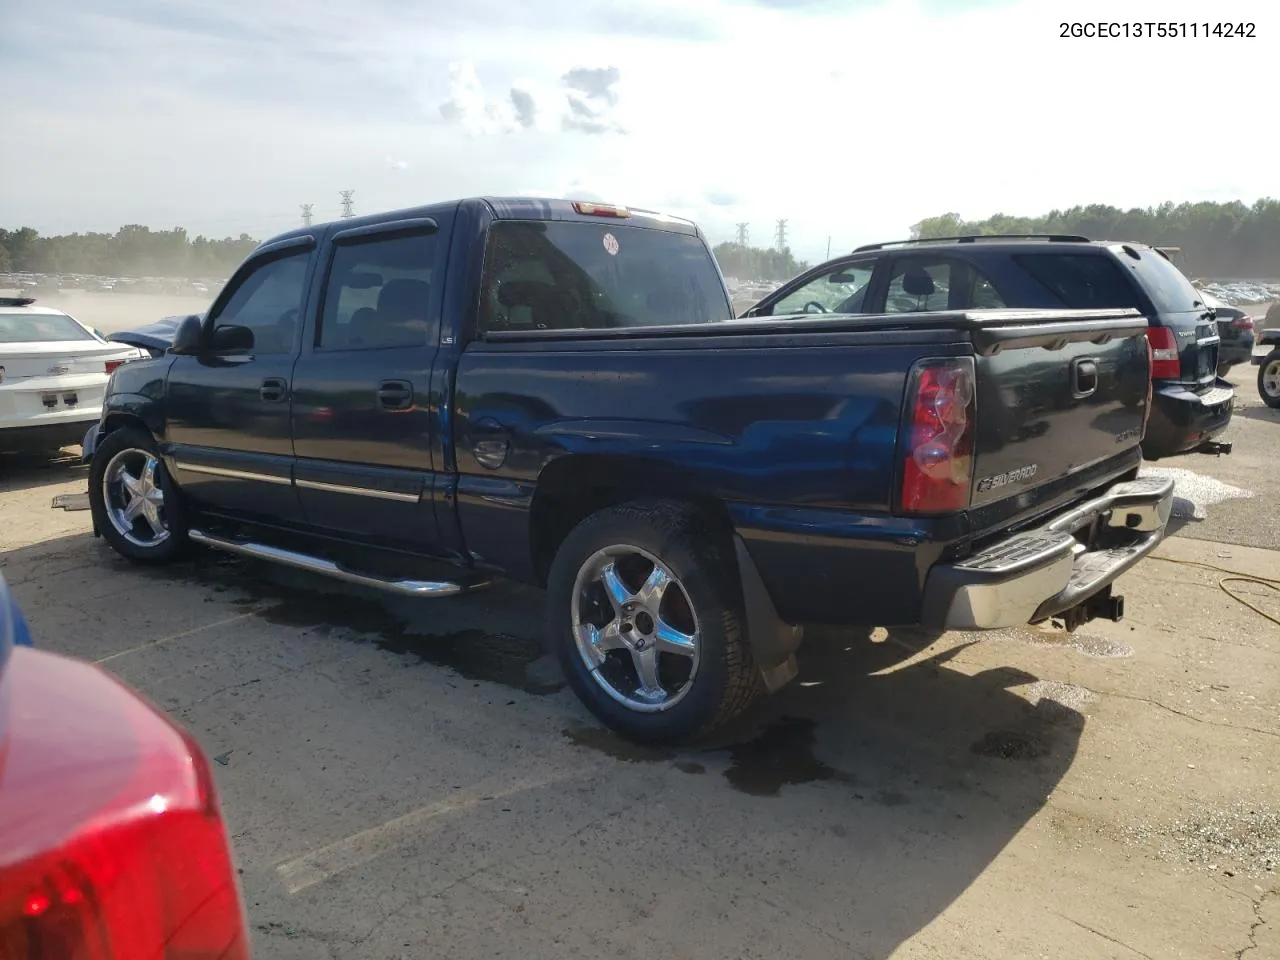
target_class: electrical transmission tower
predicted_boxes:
[735,222,749,246]
[300,203,314,227]
[339,190,355,219]
[774,219,788,253]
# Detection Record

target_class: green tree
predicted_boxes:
[909,199,1280,278]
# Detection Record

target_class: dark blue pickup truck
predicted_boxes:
[84,197,1174,743]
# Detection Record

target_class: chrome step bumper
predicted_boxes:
[920,475,1175,631]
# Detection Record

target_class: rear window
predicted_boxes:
[1124,247,1205,313]
[0,311,97,344]
[478,221,731,333]
[1011,254,1143,310]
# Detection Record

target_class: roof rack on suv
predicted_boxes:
[852,234,1091,253]
[0,297,36,307]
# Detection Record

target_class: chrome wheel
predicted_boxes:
[570,545,700,713]
[1262,359,1280,398]
[102,448,170,548]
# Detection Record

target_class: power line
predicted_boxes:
[735,222,749,246]
[339,190,355,219]
[775,219,788,253]
[300,203,314,227]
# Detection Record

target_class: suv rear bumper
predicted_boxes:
[1142,379,1234,459]
[919,475,1174,630]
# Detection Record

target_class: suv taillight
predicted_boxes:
[1145,327,1181,379]
[104,360,126,375]
[900,358,975,514]
[0,654,250,960]
[1142,335,1154,439]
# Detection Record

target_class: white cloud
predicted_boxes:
[0,0,1274,263]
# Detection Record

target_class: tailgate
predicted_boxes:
[966,309,1149,511]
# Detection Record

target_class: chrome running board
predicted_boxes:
[188,529,481,597]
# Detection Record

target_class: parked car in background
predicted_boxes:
[1198,289,1255,376]
[1255,325,1280,409]
[82,197,1172,743]
[744,236,1234,460]
[0,569,251,956]
[107,315,189,358]
[0,297,147,453]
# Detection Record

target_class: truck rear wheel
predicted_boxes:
[88,426,189,565]
[545,501,761,744]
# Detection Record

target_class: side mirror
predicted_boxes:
[168,315,205,355]
[210,324,255,353]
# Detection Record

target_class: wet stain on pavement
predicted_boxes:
[969,730,1050,761]
[168,553,563,695]
[722,716,854,797]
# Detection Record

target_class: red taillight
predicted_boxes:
[1144,327,1181,379]
[1232,316,1254,330]
[900,358,975,514]
[104,360,126,375]
[0,650,250,960]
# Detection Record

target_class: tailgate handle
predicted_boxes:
[1071,358,1098,399]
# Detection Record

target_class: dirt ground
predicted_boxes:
[2,326,1279,957]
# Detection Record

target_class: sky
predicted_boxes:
[1,0,1273,265]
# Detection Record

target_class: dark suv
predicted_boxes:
[742,235,1234,460]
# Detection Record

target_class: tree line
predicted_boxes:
[0,226,259,279]
[6,198,1278,282]
[710,242,809,283]
[910,199,1280,278]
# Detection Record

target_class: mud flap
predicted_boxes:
[733,535,803,692]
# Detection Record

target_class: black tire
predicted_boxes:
[1259,351,1280,409]
[546,501,761,744]
[88,426,189,564]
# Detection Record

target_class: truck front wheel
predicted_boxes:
[88,426,190,564]
[546,501,761,744]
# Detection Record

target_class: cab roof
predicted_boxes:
[259,196,700,249]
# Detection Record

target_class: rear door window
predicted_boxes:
[317,231,440,350]
[1011,253,1144,310]
[882,259,953,312]
[478,221,731,333]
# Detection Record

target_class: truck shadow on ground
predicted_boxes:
[8,534,1088,959]
[0,448,87,496]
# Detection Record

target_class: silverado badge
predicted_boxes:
[976,464,1038,493]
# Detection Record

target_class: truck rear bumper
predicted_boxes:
[919,475,1175,630]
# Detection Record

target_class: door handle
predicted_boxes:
[1070,358,1098,399]
[377,379,413,411]
[260,377,288,402]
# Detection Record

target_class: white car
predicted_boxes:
[0,297,147,454]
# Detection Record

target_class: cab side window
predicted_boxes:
[769,261,875,316]
[317,232,439,351]
[209,252,310,355]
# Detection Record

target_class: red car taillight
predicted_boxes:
[104,360,126,375]
[900,358,975,514]
[1144,327,1181,379]
[0,650,250,960]
[1232,316,1254,331]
